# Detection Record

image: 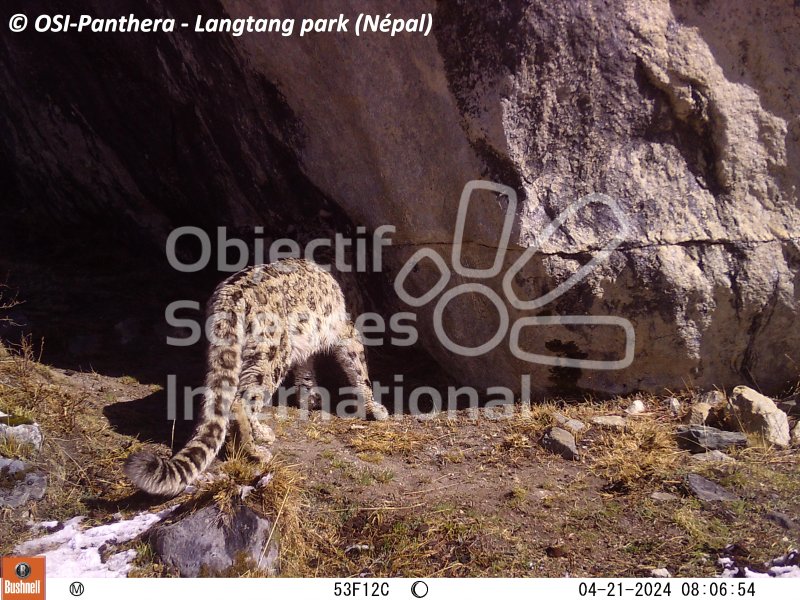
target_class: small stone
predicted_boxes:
[532,489,554,500]
[0,423,43,451]
[540,427,579,460]
[0,410,8,418]
[727,386,790,448]
[626,400,646,415]
[684,403,712,426]
[345,544,370,554]
[651,568,671,577]
[675,425,748,453]
[791,421,800,447]
[149,505,278,577]
[690,450,735,463]
[650,491,679,501]
[591,415,627,430]
[553,413,585,434]
[0,458,47,508]
[667,397,681,416]
[545,545,569,558]
[765,511,796,530]
[686,473,737,502]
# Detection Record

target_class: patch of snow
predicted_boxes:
[15,506,176,578]
[768,566,800,577]
[29,520,60,531]
[718,550,800,578]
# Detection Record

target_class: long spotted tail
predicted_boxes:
[124,292,244,496]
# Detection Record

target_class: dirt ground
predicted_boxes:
[1,347,798,578]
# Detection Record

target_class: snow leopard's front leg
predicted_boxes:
[333,323,389,420]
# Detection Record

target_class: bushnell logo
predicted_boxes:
[1,556,45,600]
[13,563,30,580]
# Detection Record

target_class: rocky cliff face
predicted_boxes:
[1,0,798,396]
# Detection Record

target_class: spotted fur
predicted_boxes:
[125,258,388,496]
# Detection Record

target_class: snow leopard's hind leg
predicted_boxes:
[293,357,320,411]
[233,336,289,463]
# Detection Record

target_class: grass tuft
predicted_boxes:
[590,417,683,489]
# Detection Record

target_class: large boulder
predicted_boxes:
[148,505,278,577]
[1,0,798,397]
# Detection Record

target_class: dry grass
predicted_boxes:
[252,459,307,574]
[347,422,429,456]
[504,402,561,437]
[280,500,494,577]
[0,283,21,328]
[590,417,684,489]
[0,435,37,460]
[0,338,130,552]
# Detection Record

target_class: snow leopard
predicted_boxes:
[125,258,388,496]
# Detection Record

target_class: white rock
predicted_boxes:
[532,489,554,500]
[651,568,672,577]
[563,419,586,433]
[690,450,735,463]
[667,397,681,415]
[626,400,646,415]
[727,386,791,448]
[257,473,274,488]
[0,422,43,451]
[591,415,627,430]
[553,413,585,432]
[650,491,679,501]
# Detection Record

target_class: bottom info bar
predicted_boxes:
[2,577,795,600]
